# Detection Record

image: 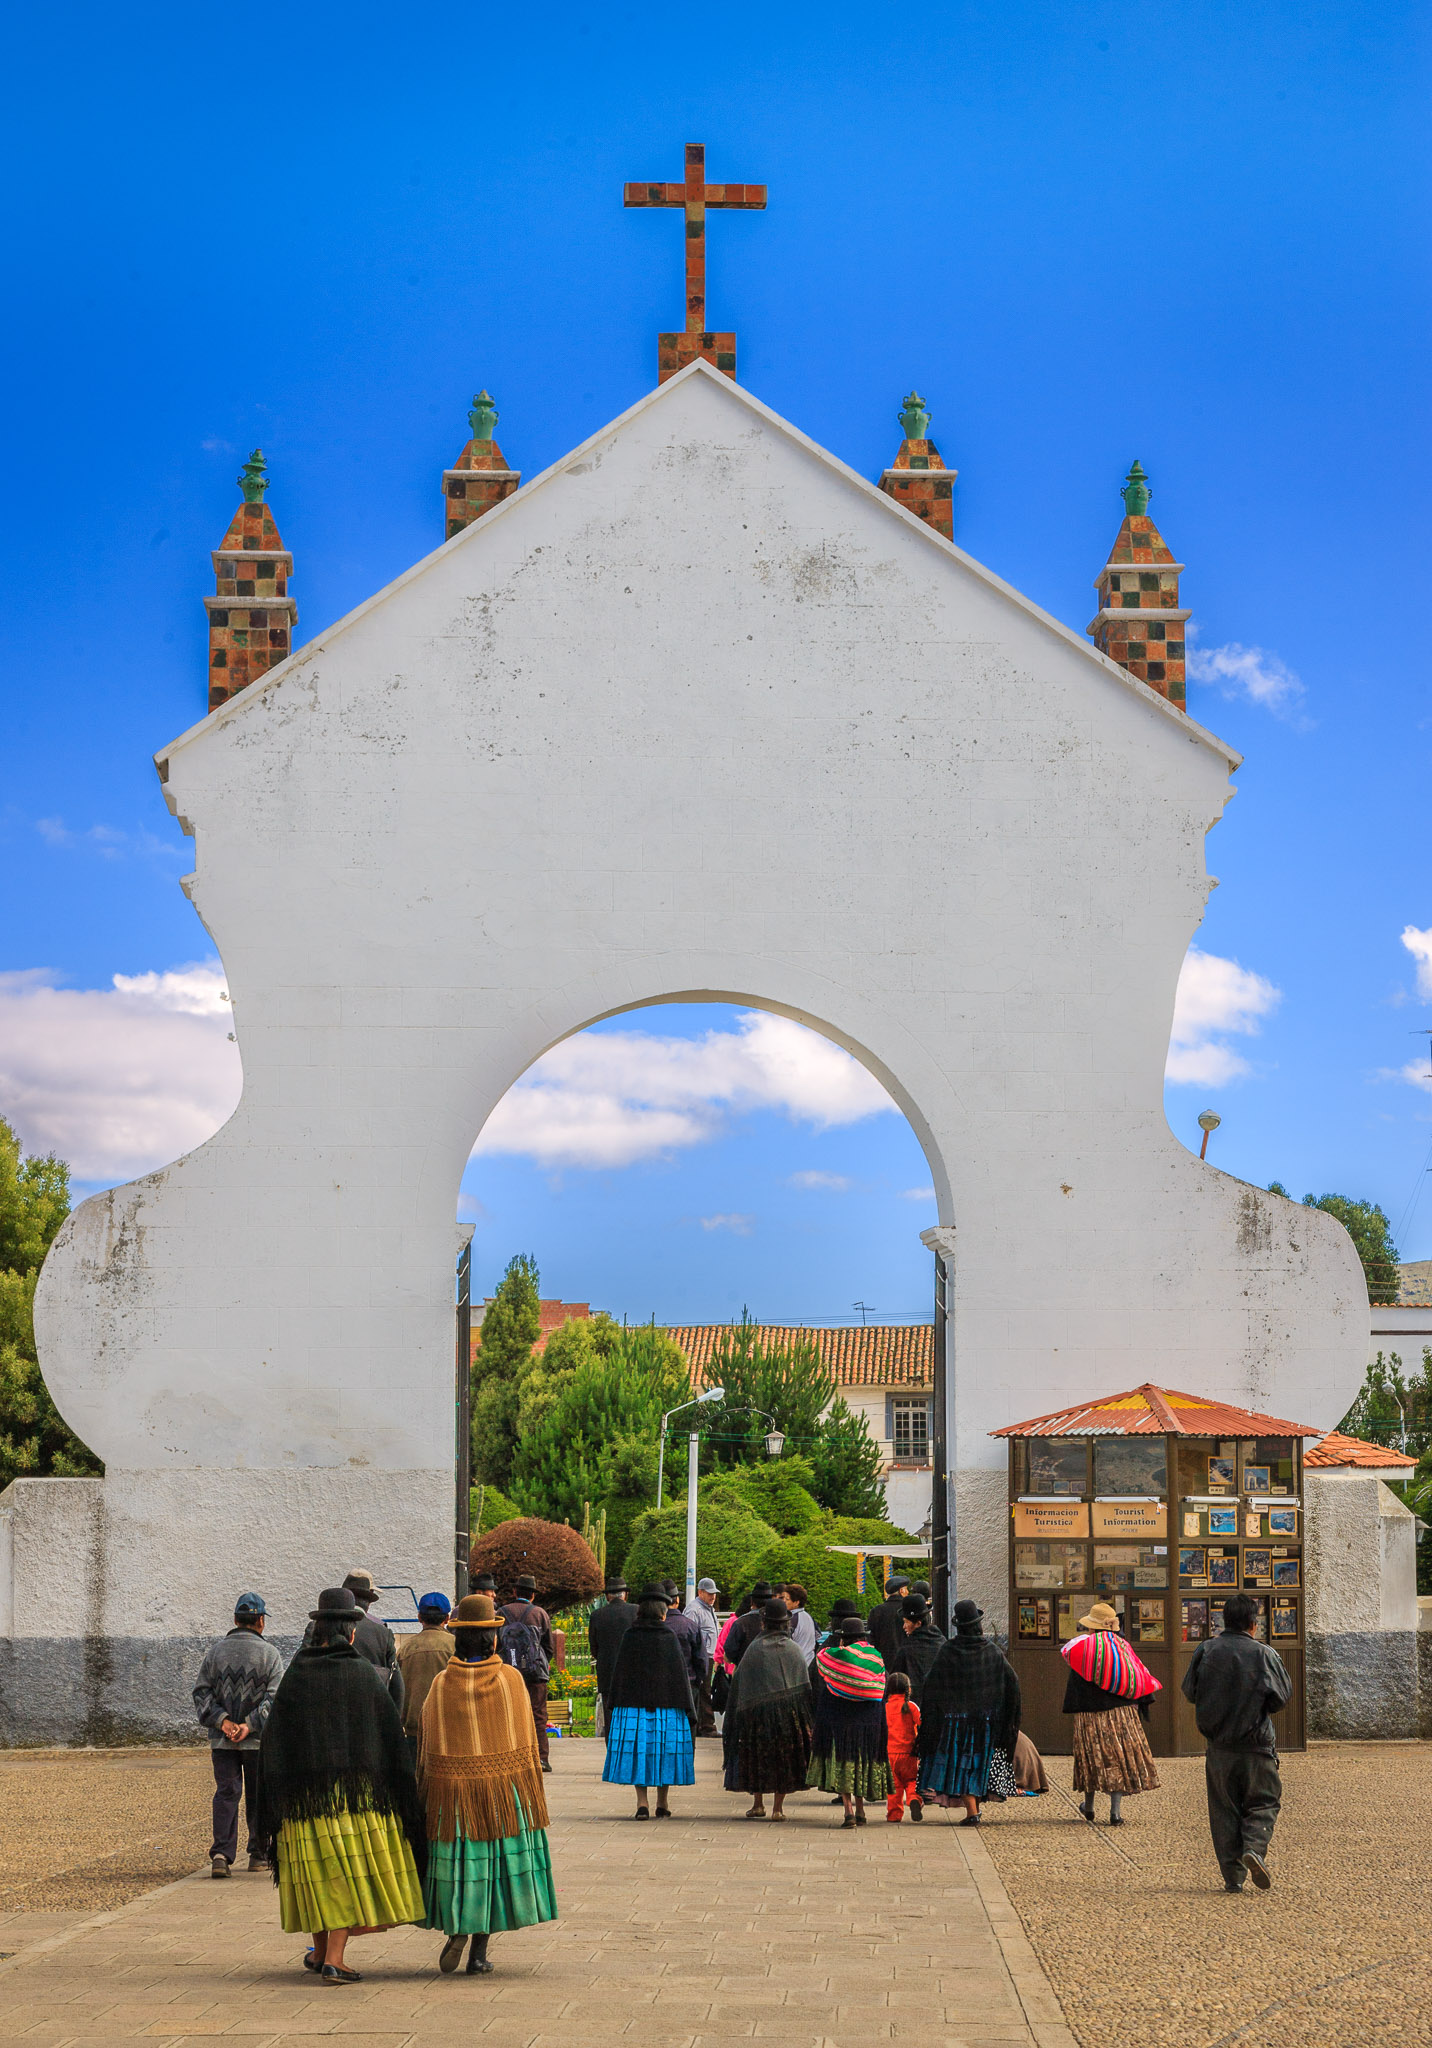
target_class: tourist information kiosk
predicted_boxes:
[992,1384,1317,1756]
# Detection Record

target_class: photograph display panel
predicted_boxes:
[1026,1437,1089,1496]
[1092,1437,1167,1497]
[1014,1541,1088,1590]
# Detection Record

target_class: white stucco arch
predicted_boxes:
[13,363,1368,1707]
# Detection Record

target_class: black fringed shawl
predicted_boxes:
[916,1633,1021,1761]
[607,1617,697,1723]
[253,1643,427,1877]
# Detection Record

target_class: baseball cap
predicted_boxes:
[697,1578,718,1593]
[417,1591,451,1617]
[233,1592,266,1618]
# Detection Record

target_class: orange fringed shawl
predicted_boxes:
[418,1656,550,1844]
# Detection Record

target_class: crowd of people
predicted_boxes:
[190,1562,1293,1983]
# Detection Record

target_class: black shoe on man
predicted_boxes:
[1242,1851,1272,1891]
[211,1854,230,1879]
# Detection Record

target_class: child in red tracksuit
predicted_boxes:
[885,1673,922,1822]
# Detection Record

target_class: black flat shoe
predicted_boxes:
[1108,1815,1125,1827]
[302,1950,322,1972]
[634,1806,650,1820]
[840,1815,856,1829]
[321,1963,361,1984]
[438,1934,466,1974]
[465,1953,495,1975]
[654,1806,672,1818]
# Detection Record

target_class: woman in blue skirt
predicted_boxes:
[916,1598,1021,1825]
[602,1585,697,1819]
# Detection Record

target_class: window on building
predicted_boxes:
[891,1397,931,1463]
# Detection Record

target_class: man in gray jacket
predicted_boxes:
[192,1592,284,1877]
[1181,1593,1292,1893]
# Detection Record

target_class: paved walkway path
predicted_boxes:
[0,1738,1073,2047]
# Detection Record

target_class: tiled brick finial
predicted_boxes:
[1087,462,1190,711]
[444,391,520,540]
[878,396,957,539]
[204,452,297,713]
[623,144,767,384]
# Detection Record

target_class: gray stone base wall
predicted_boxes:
[1306,1630,1419,1739]
[0,1635,306,1747]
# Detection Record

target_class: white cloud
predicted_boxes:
[788,1170,852,1192]
[34,816,185,866]
[700,1213,754,1235]
[900,1186,938,1201]
[474,1011,897,1170]
[0,963,241,1183]
[1187,635,1305,718]
[1402,926,1432,1000]
[1166,948,1280,1086]
[1391,1059,1432,1096]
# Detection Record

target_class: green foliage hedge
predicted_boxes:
[745,1515,917,1624]
[622,1499,777,1602]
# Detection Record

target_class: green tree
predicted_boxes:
[0,1120,100,1491]
[697,1313,836,1469]
[470,1253,541,1486]
[1337,1348,1432,1455]
[1268,1185,1401,1305]
[809,1394,889,1518]
[622,1497,777,1601]
[510,1323,689,1532]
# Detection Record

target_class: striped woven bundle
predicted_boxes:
[816,1641,887,1702]
[1060,1630,1161,1701]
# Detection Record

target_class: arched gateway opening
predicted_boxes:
[457,993,959,1627]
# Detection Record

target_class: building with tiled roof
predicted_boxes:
[664,1322,935,1535]
[1306,1429,1418,1473]
[472,1298,595,1363]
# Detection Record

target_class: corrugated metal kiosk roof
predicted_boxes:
[991,1381,1323,1440]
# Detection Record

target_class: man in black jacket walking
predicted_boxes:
[867,1574,912,1670]
[1181,1593,1292,1892]
[589,1577,636,1728]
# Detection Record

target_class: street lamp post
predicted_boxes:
[656,1387,726,1607]
[1198,1110,1222,1160]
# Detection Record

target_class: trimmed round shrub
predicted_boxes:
[712,1457,825,1535]
[470,1517,603,1609]
[622,1500,777,1606]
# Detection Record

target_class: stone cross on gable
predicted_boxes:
[624,143,766,383]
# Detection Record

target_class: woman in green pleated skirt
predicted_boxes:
[254,1589,427,1984]
[419,1593,558,1975]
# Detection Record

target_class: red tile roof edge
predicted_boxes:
[1305,1429,1419,1471]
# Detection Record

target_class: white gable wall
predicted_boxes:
[30,364,1368,1657]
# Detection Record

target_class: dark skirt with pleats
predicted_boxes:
[723,1694,814,1795]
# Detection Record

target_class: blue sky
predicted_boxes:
[2,1,1429,1316]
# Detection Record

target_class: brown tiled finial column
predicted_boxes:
[204,451,297,713]
[443,390,521,540]
[878,392,957,539]
[1087,462,1190,711]
[623,144,766,383]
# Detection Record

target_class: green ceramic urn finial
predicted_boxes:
[899,391,932,441]
[468,390,499,443]
[237,449,268,503]
[1121,459,1151,516]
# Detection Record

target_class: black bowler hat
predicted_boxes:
[309,1587,363,1622]
[748,1581,775,1601]
[902,1595,929,1622]
[953,1598,984,1630]
[515,1574,537,1596]
[604,1576,628,1594]
[469,1570,498,1592]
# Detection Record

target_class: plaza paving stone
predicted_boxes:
[0,1738,1072,2047]
[978,1741,1432,2048]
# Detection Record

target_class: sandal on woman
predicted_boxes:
[840,1814,857,1829]
[854,1812,868,1827]
[745,1806,766,1820]
[769,1812,787,1822]
[321,1963,362,1985]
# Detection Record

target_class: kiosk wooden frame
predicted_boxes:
[992,1384,1318,1757]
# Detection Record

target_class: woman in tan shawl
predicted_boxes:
[418,1593,557,1975]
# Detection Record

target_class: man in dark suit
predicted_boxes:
[588,1576,636,1728]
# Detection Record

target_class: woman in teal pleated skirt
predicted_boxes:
[419,1593,558,1975]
